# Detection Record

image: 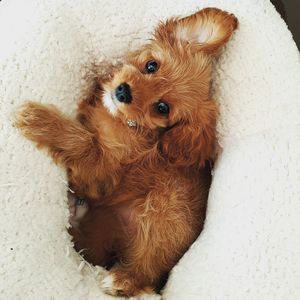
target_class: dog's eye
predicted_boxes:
[156,101,169,116]
[145,60,158,73]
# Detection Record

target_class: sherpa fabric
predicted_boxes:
[1,0,299,299]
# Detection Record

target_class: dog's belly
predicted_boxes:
[69,165,211,268]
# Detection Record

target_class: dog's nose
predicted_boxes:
[115,83,132,104]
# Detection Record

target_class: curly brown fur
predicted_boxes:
[16,8,237,297]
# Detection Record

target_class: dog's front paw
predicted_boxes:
[100,270,154,297]
[15,101,62,145]
[15,102,49,138]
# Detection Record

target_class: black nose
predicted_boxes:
[115,83,132,104]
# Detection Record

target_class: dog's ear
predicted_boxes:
[160,101,216,167]
[155,7,238,55]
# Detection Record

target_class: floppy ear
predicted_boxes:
[160,101,217,167]
[155,7,238,55]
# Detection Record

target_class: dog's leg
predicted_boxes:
[100,195,201,297]
[100,226,179,297]
[15,102,100,169]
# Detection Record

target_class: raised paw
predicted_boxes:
[15,102,49,140]
[15,101,62,144]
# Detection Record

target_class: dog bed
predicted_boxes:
[1,0,299,299]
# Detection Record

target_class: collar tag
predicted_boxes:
[127,119,137,127]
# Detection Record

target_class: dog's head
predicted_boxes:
[101,8,237,166]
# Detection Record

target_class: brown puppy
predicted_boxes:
[16,8,237,297]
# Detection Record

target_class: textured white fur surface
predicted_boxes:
[0,0,299,299]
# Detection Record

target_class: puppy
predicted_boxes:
[16,8,237,297]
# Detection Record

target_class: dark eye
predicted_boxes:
[156,101,170,116]
[145,60,158,73]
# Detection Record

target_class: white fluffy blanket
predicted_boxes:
[1,0,300,299]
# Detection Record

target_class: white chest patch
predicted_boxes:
[102,91,118,116]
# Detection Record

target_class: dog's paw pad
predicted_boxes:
[68,193,89,228]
